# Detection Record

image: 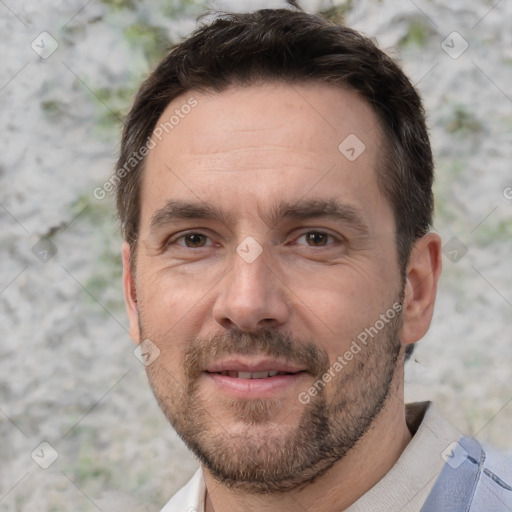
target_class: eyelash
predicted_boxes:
[295,232,338,247]
[170,232,215,249]
[166,230,341,250]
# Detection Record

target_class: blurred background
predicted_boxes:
[1,0,511,510]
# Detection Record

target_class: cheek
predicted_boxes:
[291,264,384,318]
[138,266,198,309]
[291,271,396,356]
[136,269,216,344]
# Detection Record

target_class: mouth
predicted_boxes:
[209,370,300,379]
[205,357,306,377]
[203,357,307,398]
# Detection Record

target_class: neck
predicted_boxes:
[204,371,412,512]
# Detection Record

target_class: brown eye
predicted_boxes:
[305,232,329,246]
[182,233,208,248]
[164,230,217,252]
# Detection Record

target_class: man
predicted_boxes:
[115,7,512,512]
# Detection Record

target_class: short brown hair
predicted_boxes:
[115,8,434,276]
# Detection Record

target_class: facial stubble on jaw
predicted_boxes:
[141,302,403,493]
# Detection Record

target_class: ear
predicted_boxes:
[122,242,141,344]
[401,232,442,346]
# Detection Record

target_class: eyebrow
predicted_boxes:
[263,198,369,233]
[149,198,369,234]
[149,200,238,233]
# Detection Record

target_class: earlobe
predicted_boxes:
[122,242,141,344]
[401,232,442,346]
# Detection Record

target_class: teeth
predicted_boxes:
[235,371,282,379]
[216,370,291,378]
[252,371,269,379]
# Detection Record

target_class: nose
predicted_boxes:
[212,244,290,332]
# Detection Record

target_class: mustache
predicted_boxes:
[183,329,329,380]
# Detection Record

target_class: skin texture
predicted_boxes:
[122,82,442,512]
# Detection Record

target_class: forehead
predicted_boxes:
[140,82,390,232]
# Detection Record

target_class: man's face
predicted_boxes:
[125,82,406,492]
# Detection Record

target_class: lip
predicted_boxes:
[204,371,307,399]
[203,356,308,399]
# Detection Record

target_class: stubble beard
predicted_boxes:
[142,299,403,494]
